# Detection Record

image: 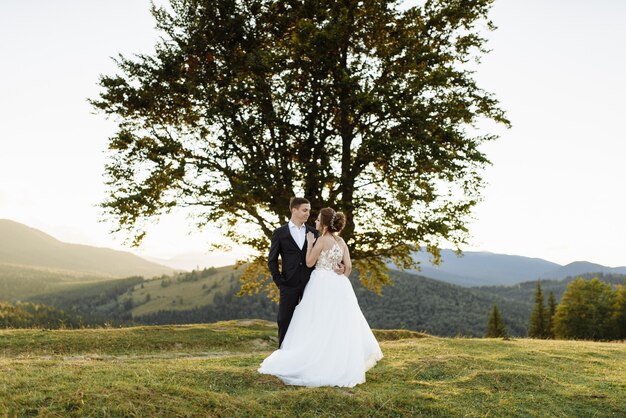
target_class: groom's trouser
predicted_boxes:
[277,284,306,348]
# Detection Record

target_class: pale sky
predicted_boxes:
[1,0,625,269]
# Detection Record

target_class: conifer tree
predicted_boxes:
[546,290,557,338]
[486,304,508,338]
[528,281,547,338]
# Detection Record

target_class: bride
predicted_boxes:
[258,207,383,387]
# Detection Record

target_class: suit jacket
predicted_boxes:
[268,223,318,288]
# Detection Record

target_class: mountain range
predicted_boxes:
[397,248,626,286]
[0,219,174,280]
[2,218,626,293]
[3,218,625,336]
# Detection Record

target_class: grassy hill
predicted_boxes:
[0,320,624,416]
[127,268,534,336]
[0,219,174,280]
[25,266,239,319]
[27,266,534,336]
[129,267,234,317]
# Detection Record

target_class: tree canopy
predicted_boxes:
[90,0,509,296]
[553,278,617,340]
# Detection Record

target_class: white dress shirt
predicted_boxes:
[288,220,306,250]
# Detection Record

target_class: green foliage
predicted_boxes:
[553,278,617,340]
[612,284,626,339]
[90,0,509,294]
[546,290,556,338]
[175,267,217,284]
[0,301,84,329]
[486,304,507,338]
[528,281,548,338]
[123,298,134,311]
[482,273,626,340]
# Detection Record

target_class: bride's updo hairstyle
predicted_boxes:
[319,207,346,234]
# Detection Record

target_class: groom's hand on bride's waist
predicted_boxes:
[333,262,345,275]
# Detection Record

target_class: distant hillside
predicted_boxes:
[144,252,236,271]
[395,248,626,287]
[0,219,175,279]
[540,261,626,279]
[476,272,626,304]
[133,268,535,336]
[0,263,110,302]
[27,266,276,329]
[396,249,560,286]
[354,271,531,337]
[27,275,146,325]
[33,266,533,337]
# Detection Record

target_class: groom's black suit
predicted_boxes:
[268,222,319,347]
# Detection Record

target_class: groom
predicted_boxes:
[268,197,343,347]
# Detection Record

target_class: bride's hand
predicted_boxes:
[333,262,345,275]
[306,232,315,246]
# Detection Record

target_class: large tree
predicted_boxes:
[553,278,617,340]
[90,0,509,297]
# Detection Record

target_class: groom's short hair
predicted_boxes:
[289,197,310,211]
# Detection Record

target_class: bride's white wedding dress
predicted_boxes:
[258,241,383,387]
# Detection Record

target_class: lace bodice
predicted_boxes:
[315,241,344,270]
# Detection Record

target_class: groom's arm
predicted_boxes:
[268,229,282,284]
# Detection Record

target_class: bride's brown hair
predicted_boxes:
[319,208,346,234]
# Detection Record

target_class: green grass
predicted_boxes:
[1,320,625,417]
[129,267,237,316]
